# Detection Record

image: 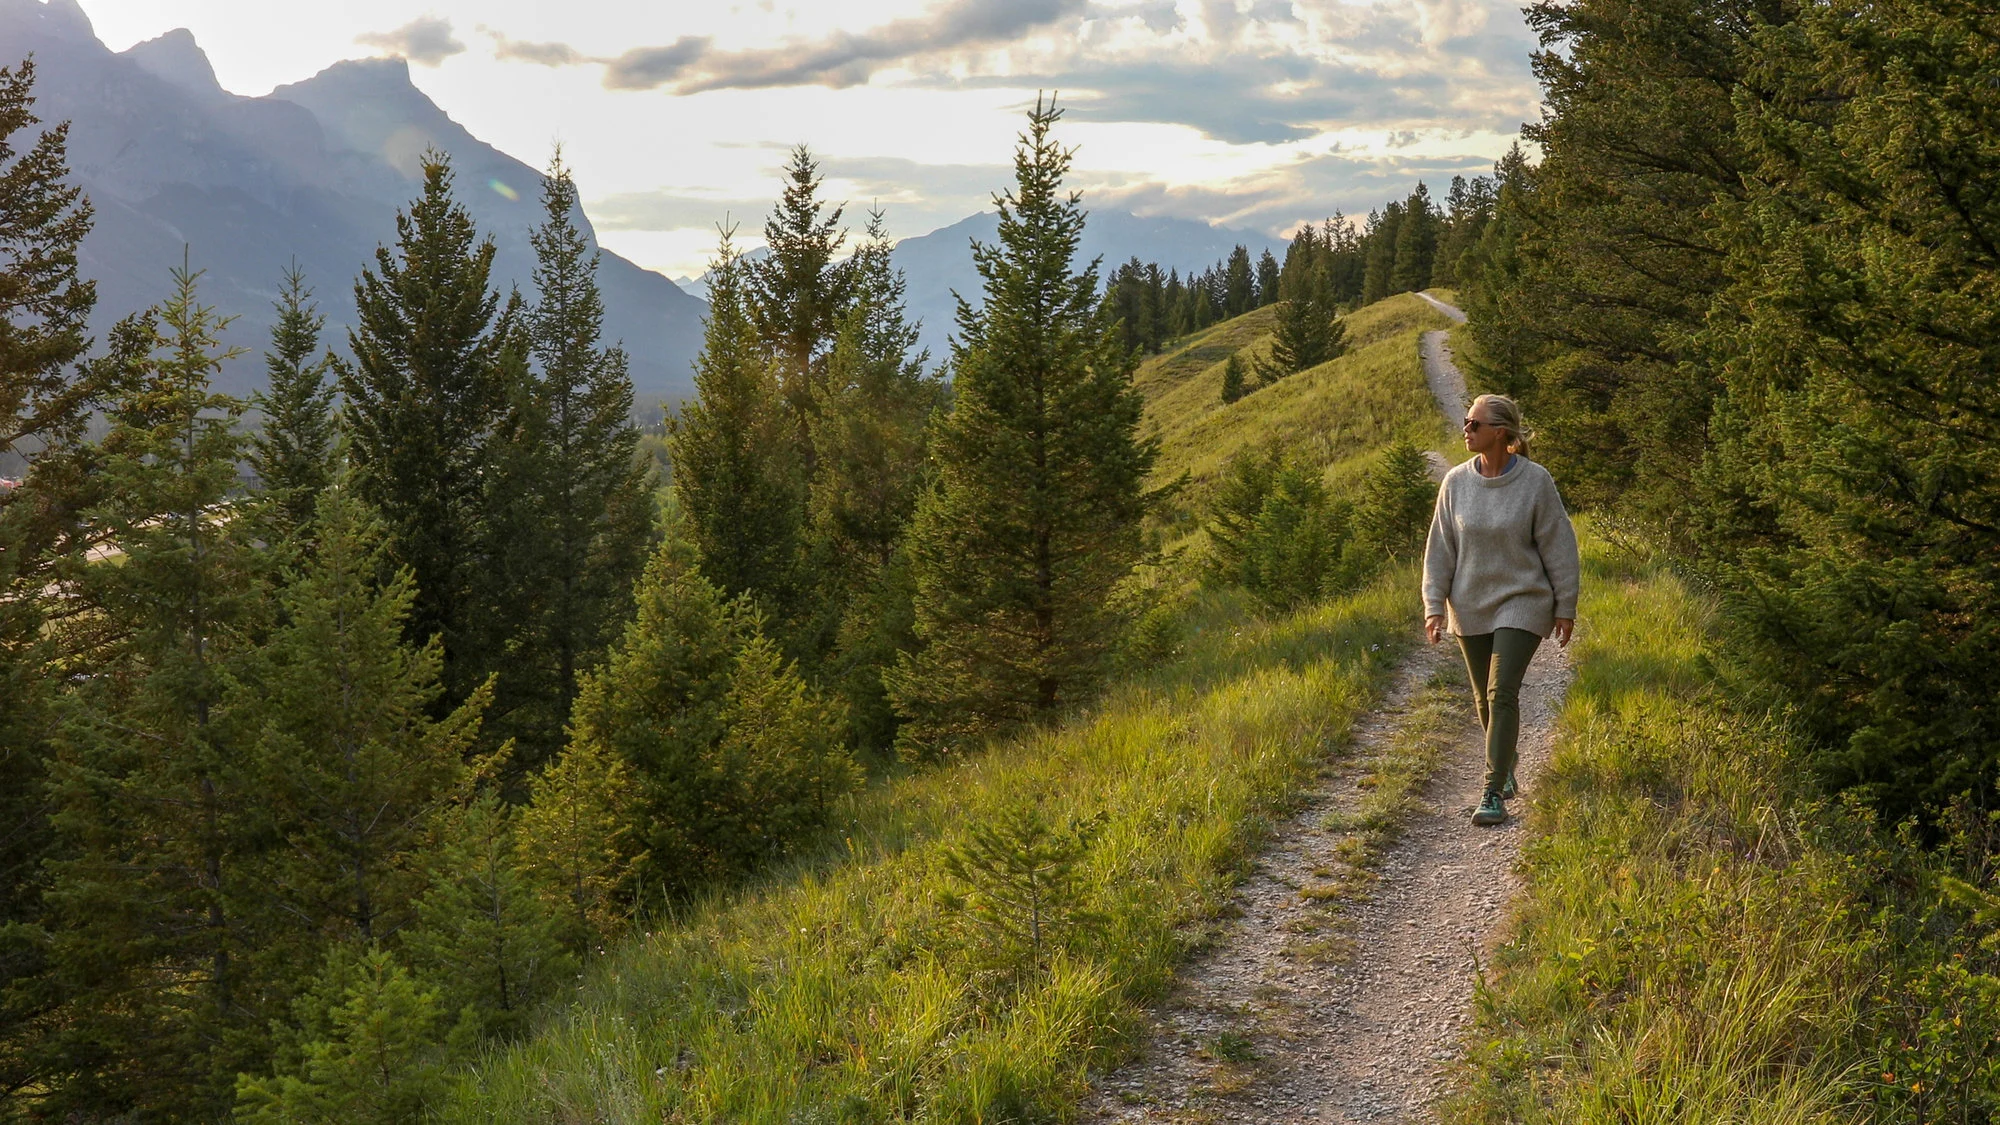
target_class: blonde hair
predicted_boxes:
[1471,393,1533,458]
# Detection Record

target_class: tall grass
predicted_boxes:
[442,575,1423,1123]
[1445,537,1904,1123]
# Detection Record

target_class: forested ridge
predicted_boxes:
[0,57,1467,1118]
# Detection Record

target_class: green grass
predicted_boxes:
[1442,535,1902,1123]
[442,574,1425,1123]
[1137,293,1457,512]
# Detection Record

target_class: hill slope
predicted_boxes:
[433,293,1460,1122]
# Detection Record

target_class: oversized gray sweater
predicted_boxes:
[1422,456,1581,638]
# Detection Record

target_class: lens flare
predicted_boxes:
[489,179,520,201]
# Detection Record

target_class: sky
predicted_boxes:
[75,0,1542,280]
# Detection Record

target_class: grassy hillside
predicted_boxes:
[1136,292,1457,513]
[435,293,1449,1122]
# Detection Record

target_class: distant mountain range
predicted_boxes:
[2,0,1291,401]
[677,212,1286,364]
[890,211,1285,363]
[0,0,705,398]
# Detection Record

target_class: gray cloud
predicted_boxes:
[356,16,465,67]
[597,0,1087,93]
[603,37,714,90]
[484,29,587,67]
[480,0,1536,152]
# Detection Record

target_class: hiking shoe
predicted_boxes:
[1501,771,1519,801]
[1471,789,1507,827]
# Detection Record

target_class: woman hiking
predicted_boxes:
[1421,393,1580,828]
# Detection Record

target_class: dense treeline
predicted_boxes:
[1456,0,1999,828]
[1101,174,1498,364]
[0,70,1163,1121]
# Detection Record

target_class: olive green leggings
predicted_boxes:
[1456,628,1543,795]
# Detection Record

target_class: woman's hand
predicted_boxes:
[1553,618,1574,647]
[1425,615,1446,645]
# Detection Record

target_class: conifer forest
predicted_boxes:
[3,0,2000,1118]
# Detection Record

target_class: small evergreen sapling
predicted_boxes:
[234,946,446,1125]
[940,803,1106,972]
[1220,352,1246,404]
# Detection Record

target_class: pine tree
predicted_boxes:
[669,237,803,612]
[1390,183,1438,293]
[805,212,942,750]
[43,266,264,1120]
[1255,249,1281,307]
[249,264,338,542]
[888,99,1158,752]
[0,55,101,1104]
[746,145,852,464]
[1351,442,1438,560]
[340,152,520,704]
[483,153,653,767]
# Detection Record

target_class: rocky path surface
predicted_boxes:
[1418,308,1469,482]
[1085,295,1569,1124]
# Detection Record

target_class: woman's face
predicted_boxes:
[1462,405,1510,457]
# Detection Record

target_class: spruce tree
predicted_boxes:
[340,152,519,704]
[1223,245,1256,317]
[670,238,803,612]
[484,153,653,766]
[0,55,100,1104]
[746,145,852,463]
[405,792,570,1040]
[805,212,942,750]
[1390,183,1439,294]
[515,737,636,951]
[888,99,1158,752]
[43,267,265,1120]
[1361,202,1403,304]
[1255,249,1281,307]
[224,486,488,949]
[249,265,338,542]
[1261,252,1346,378]
[234,946,446,1125]
[566,537,853,893]
[1220,352,1246,404]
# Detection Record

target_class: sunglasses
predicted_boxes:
[1462,417,1498,432]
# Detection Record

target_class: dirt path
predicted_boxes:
[1085,295,1570,1124]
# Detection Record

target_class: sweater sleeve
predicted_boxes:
[1421,478,1456,619]
[1535,473,1582,619]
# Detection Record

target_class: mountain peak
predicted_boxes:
[122,27,223,99]
[0,0,95,42]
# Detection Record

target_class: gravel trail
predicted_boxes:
[1085,294,1569,1123]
